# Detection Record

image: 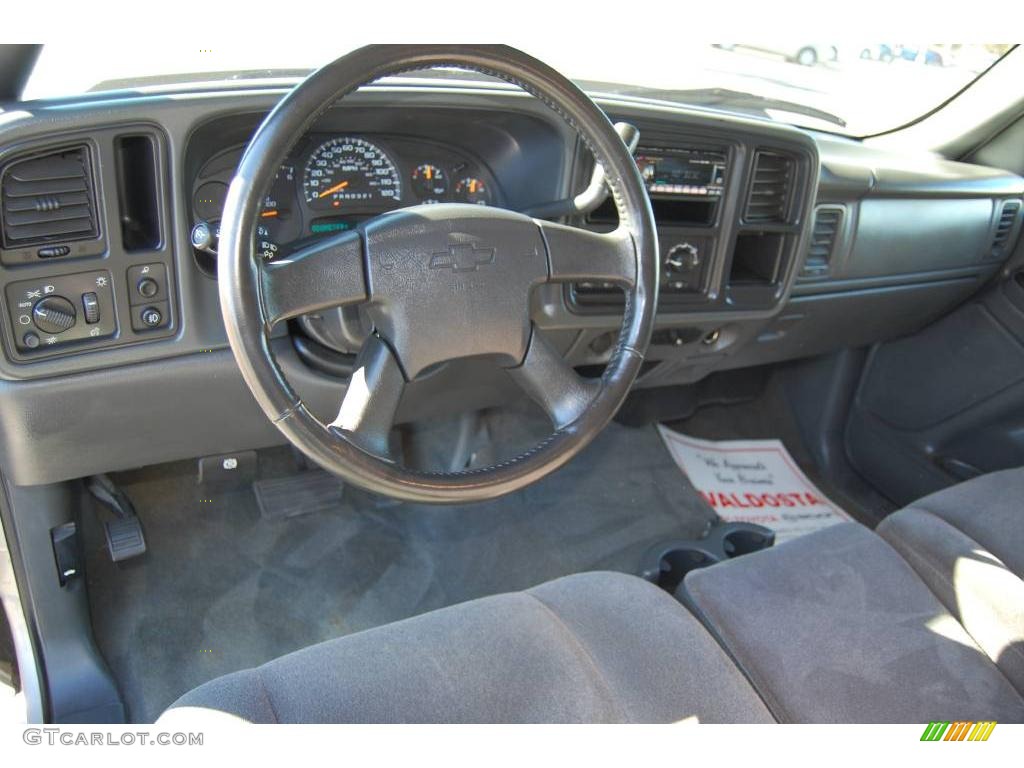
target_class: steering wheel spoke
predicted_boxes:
[539,221,637,289]
[328,333,405,460]
[508,327,600,430]
[260,230,367,327]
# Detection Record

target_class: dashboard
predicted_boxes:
[0,78,1021,486]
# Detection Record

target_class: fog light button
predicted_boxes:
[141,307,163,328]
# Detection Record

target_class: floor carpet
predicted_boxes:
[84,419,716,723]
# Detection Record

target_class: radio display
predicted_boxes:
[635,148,727,198]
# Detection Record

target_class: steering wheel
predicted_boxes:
[219,45,658,504]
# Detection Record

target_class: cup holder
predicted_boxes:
[639,522,775,596]
[723,528,774,558]
[651,547,720,594]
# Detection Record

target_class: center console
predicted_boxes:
[568,119,816,321]
[573,142,732,309]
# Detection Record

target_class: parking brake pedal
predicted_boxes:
[86,474,147,562]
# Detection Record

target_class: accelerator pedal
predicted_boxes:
[253,470,344,520]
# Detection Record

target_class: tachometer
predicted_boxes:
[302,137,401,210]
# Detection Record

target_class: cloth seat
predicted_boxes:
[158,571,773,724]
[877,468,1024,695]
[683,521,1024,723]
[160,469,1024,725]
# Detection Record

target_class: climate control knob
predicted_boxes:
[33,296,77,334]
[666,242,700,272]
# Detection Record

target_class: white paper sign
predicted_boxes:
[658,426,852,542]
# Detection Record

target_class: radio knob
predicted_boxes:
[666,242,700,272]
[32,295,77,334]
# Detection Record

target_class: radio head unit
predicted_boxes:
[635,147,727,199]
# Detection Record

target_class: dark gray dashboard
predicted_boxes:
[0,80,1021,485]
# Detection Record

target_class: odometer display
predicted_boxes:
[302,137,402,210]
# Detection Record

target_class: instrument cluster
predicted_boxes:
[189,134,500,267]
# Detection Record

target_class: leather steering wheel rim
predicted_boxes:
[219,44,658,504]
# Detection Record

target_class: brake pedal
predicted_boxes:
[87,474,147,562]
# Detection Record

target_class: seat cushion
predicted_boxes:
[683,522,1024,723]
[877,470,1024,696]
[896,468,1024,577]
[158,571,773,724]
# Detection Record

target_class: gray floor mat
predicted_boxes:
[84,421,715,723]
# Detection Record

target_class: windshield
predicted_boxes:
[21,42,1014,137]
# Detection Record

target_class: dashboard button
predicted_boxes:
[37,245,71,259]
[130,299,170,332]
[137,278,159,299]
[23,332,40,349]
[126,263,168,306]
[82,292,101,324]
[141,307,162,327]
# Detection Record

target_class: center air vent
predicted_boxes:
[746,151,794,223]
[1,145,99,250]
[802,206,843,278]
[991,199,1021,259]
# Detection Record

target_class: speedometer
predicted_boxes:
[302,137,402,210]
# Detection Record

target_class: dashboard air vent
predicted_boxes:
[746,151,794,223]
[991,199,1021,258]
[1,145,99,250]
[802,206,843,278]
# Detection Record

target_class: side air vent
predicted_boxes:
[991,199,1021,259]
[1,145,99,250]
[745,151,794,223]
[802,206,843,278]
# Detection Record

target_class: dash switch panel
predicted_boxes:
[5,270,117,353]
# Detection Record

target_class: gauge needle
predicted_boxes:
[317,180,350,198]
[260,210,279,218]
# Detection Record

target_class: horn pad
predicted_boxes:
[362,204,548,379]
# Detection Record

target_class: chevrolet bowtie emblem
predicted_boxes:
[429,243,496,272]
